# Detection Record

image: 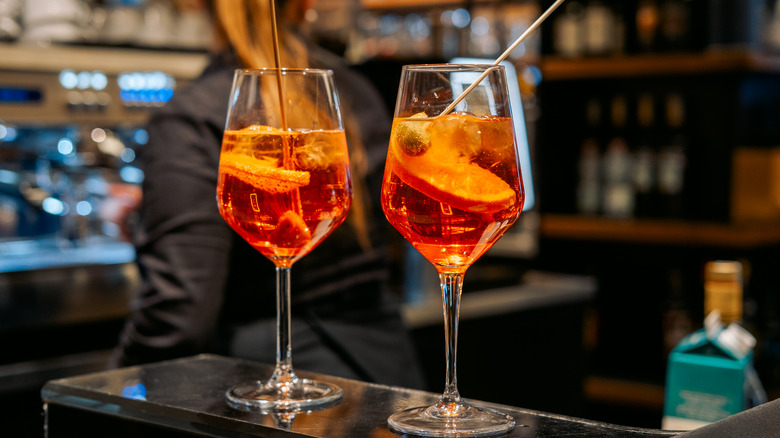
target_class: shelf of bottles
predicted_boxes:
[342,1,542,63]
[541,0,780,59]
[529,2,780,419]
[534,0,780,237]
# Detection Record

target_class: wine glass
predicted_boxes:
[381,64,524,436]
[217,68,351,411]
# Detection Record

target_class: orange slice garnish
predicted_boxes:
[390,143,516,213]
[220,152,310,194]
[390,114,518,213]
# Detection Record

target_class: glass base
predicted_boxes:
[388,404,516,437]
[225,378,342,412]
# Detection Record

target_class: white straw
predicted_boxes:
[440,0,567,116]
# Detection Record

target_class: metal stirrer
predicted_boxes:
[439,0,567,116]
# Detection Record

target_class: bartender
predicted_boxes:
[110,0,425,390]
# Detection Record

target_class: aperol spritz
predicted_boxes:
[218,127,351,264]
[218,68,350,411]
[382,64,523,436]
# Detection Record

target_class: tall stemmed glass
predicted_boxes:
[217,68,351,411]
[382,64,524,436]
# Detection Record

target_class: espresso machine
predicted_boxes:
[0,41,207,408]
[1,42,206,253]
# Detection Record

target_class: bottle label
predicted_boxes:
[704,280,743,324]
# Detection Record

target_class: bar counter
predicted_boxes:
[40,354,687,437]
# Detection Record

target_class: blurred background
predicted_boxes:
[3,0,780,435]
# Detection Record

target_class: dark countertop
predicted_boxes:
[42,354,681,437]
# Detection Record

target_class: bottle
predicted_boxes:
[632,93,657,217]
[702,260,767,410]
[583,0,616,56]
[704,260,743,325]
[657,92,687,218]
[658,0,692,52]
[767,0,780,52]
[635,0,661,53]
[610,0,628,55]
[663,259,766,430]
[602,94,635,218]
[577,97,603,215]
[553,1,585,57]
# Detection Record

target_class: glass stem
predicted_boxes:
[438,272,464,413]
[272,266,297,388]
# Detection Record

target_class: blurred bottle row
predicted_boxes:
[575,91,689,219]
[308,0,780,63]
[5,0,780,57]
[0,0,212,50]
[544,0,780,57]
[0,0,543,60]
[331,2,543,63]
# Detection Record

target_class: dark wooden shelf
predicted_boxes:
[540,50,780,81]
[540,214,780,248]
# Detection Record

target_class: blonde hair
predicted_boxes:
[212,0,306,69]
[212,0,372,251]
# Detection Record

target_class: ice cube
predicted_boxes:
[294,138,328,171]
[229,125,283,162]
[293,131,347,171]
[478,117,515,158]
[429,113,482,159]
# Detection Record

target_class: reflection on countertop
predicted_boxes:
[43,354,682,438]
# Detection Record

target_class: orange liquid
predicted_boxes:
[381,114,523,273]
[217,127,351,267]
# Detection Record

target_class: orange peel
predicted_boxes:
[220,152,310,194]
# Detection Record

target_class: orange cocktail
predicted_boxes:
[382,63,523,438]
[381,112,523,274]
[217,125,351,265]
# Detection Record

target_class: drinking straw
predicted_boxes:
[269,0,301,214]
[269,0,288,131]
[440,0,567,116]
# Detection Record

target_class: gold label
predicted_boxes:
[704,280,742,324]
